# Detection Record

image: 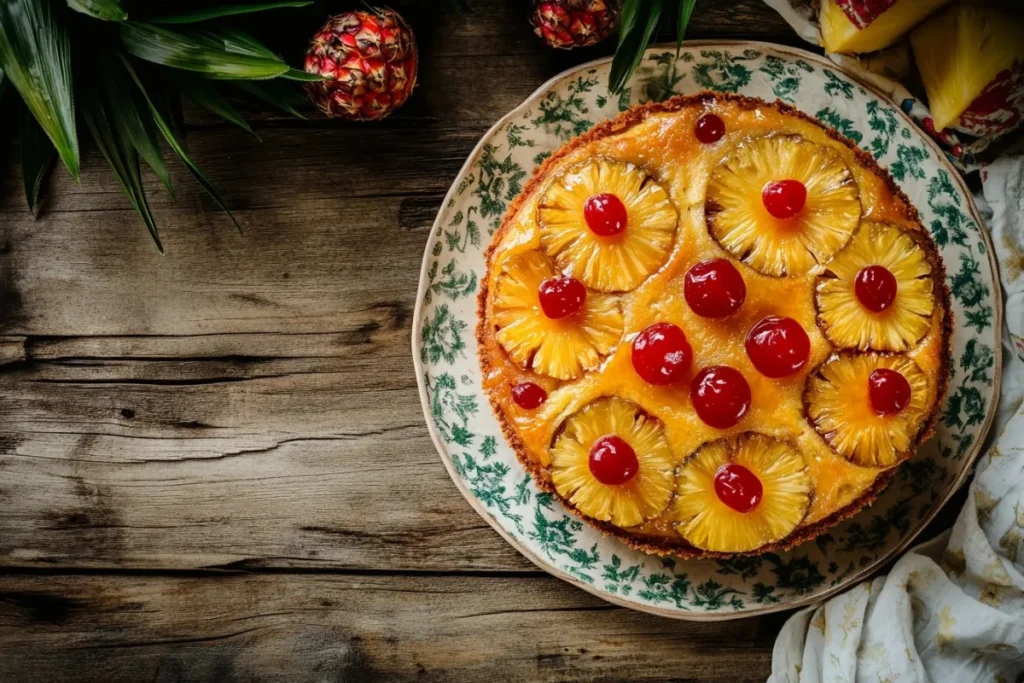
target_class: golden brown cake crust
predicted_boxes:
[476,91,952,558]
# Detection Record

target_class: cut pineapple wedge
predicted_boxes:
[911,4,1024,133]
[820,0,953,55]
[816,222,934,352]
[806,353,930,468]
[538,158,678,292]
[672,433,811,553]
[706,134,861,277]
[550,398,676,528]
[493,251,623,380]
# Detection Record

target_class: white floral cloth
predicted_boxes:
[761,3,1024,682]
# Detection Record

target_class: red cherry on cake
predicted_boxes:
[746,316,810,378]
[588,435,639,486]
[684,258,746,318]
[691,366,751,429]
[762,179,807,219]
[538,276,586,319]
[584,192,628,237]
[855,265,898,313]
[868,368,911,416]
[512,382,547,409]
[631,322,693,385]
[714,463,763,513]
[695,113,726,144]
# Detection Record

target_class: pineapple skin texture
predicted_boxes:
[911,5,1024,134]
[820,0,954,54]
[479,93,950,558]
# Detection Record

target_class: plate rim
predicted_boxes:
[411,39,1004,621]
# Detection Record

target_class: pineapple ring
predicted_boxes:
[671,433,812,553]
[538,158,679,292]
[706,134,862,277]
[815,222,935,352]
[806,352,931,468]
[550,397,676,528]
[493,251,624,380]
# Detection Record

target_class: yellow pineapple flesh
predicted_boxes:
[820,0,953,55]
[806,353,930,468]
[493,251,623,380]
[538,158,678,292]
[706,135,861,277]
[816,222,934,352]
[671,433,811,553]
[911,5,1024,134]
[550,398,676,528]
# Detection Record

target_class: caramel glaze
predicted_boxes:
[477,92,952,558]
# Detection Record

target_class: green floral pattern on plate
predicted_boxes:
[414,44,1001,619]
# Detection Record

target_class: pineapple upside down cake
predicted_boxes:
[478,92,951,558]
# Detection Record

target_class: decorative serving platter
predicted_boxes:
[413,42,1002,619]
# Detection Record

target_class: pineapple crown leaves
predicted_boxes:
[609,0,697,94]
[0,0,317,250]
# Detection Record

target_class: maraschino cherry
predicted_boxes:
[762,179,807,220]
[714,464,763,513]
[538,276,586,319]
[868,368,911,416]
[855,265,898,313]
[631,322,693,385]
[746,316,810,378]
[691,366,751,429]
[695,113,726,144]
[584,193,628,237]
[589,435,639,485]
[684,259,746,318]
[512,382,547,409]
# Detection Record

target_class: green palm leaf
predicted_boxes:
[19,103,58,215]
[120,54,241,231]
[81,78,161,251]
[676,0,697,51]
[609,0,664,94]
[148,2,311,24]
[176,77,257,138]
[234,79,306,118]
[120,22,289,80]
[0,0,80,179]
[0,67,6,99]
[67,0,127,21]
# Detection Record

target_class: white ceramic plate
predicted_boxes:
[413,42,1002,619]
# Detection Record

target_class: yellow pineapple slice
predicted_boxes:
[911,5,1024,134]
[538,158,678,292]
[706,135,861,277]
[493,251,623,380]
[806,353,930,468]
[820,0,953,55]
[550,397,675,528]
[816,222,934,352]
[671,433,811,553]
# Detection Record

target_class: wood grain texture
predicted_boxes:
[0,573,782,682]
[0,1,805,679]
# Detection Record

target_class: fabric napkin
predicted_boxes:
[759,3,1024,681]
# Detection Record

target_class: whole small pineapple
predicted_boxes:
[815,222,935,352]
[304,9,418,120]
[550,397,676,528]
[671,433,811,553]
[706,135,861,277]
[530,0,619,50]
[492,251,624,380]
[806,353,930,467]
[538,159,678,292]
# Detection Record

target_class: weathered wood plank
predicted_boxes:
[0,573,782,682]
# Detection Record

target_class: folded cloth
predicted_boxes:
[768,154,1024,683]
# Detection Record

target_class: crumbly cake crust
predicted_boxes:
[477,91,952,558]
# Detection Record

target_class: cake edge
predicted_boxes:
[474,90,953,559]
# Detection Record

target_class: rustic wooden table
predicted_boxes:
[0,2,830,681]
